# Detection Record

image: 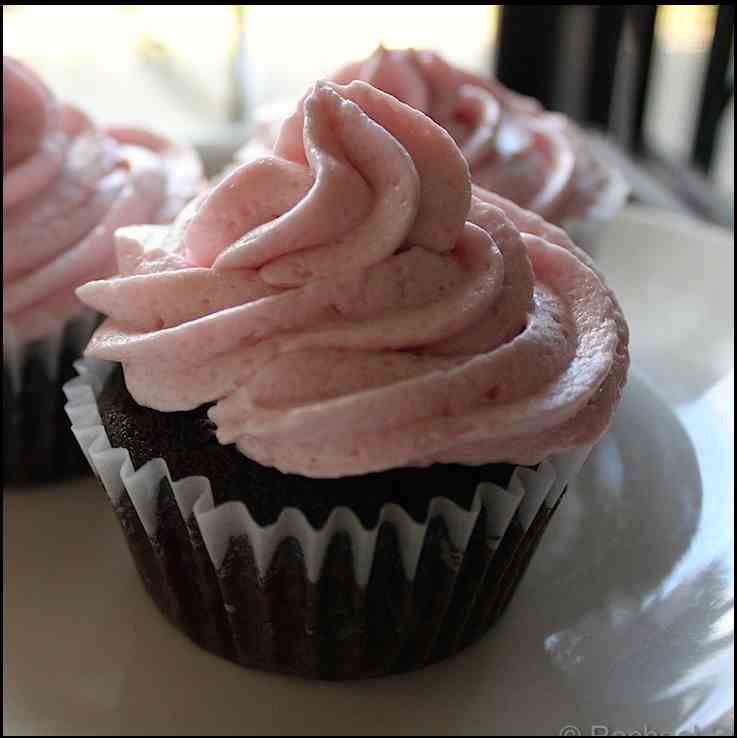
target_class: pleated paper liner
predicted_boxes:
[4,310,100,486]
[64,358,591,679]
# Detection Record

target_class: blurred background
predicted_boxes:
[3,4,734,226]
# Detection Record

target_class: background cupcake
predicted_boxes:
[237,47,629,251]
[3,56,205,485]
[66,80,628,679]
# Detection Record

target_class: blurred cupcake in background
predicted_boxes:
[3,56,205,485]
[66,80,628,678]
[237,47,628,251]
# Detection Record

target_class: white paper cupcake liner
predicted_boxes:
[64,358,591,679]
[3,309,99,394]
[3,309,100,485]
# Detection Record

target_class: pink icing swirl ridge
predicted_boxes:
[240,47,626,226]
[2,56,204,342]
[80,80,629,478]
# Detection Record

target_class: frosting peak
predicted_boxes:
[240,47,626,227]
[187,81,469,286]
[331,48,589,223]
[80,81,628,478]
[2,56,205,342]
[3,58,54,175]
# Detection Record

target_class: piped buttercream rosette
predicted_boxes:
[79,80,628,478]
[3,56,204,342]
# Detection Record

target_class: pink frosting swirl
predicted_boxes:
[2,56,204,342]
[240,47,625,226]
[80,80,629,478]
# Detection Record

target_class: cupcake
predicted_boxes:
[3,56,204,485]
[238,47,628,250]
[65,80,629,679]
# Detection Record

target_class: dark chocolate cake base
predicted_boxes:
[3,317,97,486]
[89,364,567,679]
[97,366,517,527]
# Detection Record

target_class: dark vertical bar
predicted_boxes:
[627,5,658,153]
[586,5,627,128]
[495,5,566,109]
[692,4,736,172]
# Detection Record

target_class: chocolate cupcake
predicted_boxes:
[3,56,204,485]
[238,47,629,252]
[66,80,628,678]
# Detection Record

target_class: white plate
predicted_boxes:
[4,206,734,736]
